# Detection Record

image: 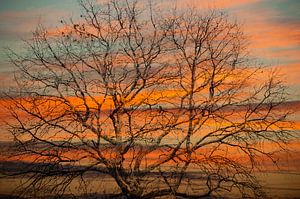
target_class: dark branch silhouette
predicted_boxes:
[4,0,292,198]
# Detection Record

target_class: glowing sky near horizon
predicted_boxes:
[0,0,299,100]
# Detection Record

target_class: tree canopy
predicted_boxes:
[6,0,292,198]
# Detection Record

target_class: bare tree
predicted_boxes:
[5,0,291,198]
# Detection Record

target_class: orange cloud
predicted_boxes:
[156,0,258,10]
[274,63,300,85]
[232,7,298,51]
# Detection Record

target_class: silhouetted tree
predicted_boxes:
[6,0,291,198]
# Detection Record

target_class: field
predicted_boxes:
[0,171,300,198]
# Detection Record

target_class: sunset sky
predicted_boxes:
[0,0,299,100]
[1,2,300,197]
